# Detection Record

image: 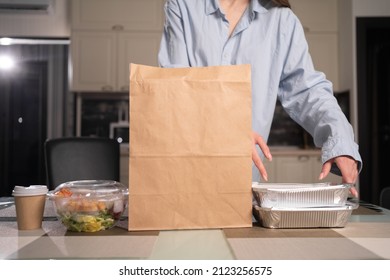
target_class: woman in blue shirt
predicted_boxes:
[158,0,361,195]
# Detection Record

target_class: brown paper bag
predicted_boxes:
[128,63,253,231]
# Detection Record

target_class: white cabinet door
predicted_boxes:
[117,32,162,92]
[70,0,165,92]
[71,31,117,92]
[71,31,162,92]
[71,0,165,31]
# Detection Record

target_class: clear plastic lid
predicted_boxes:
[12,185,48,196]
[47,180,128,198]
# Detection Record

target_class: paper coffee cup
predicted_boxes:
[12,185,48,230]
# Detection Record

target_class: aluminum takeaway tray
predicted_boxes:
[253,204,358,228]
[252,182,351,208]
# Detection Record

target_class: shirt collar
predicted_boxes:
[252,0,269,14]
[206,0,269,16]
[206,0,219,15]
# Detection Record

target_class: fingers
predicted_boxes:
[252,144,268,181]
[322,156,359,198]
[252,132,271,181]
[336,156,358,184]
[349,186,359,198]
[319,156,358,183]
[318,161,331,181]
[253,132,272,161]
[336,156,359,198]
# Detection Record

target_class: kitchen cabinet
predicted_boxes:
[290,0,339,90]
[117,32,162,91]
[71,31,116,92]
[71,31,161,92]
[70,0,165,92]
[71,0,164,31]
[263,150,342,184]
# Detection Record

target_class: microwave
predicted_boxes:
[109,122,129,144]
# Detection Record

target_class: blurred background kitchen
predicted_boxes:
[0,0,389,206]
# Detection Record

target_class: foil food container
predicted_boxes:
[253,204,358,228]
[252,182,351,208]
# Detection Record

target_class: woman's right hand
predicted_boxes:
[252,131,272,181]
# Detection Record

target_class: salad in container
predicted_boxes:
[47,180,128,232]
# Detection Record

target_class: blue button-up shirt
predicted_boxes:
[158,0,362,181]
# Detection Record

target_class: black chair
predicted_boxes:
[44,137,120,189]
[380,187,390,209]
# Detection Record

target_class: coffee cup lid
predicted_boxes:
[12,185,48,197]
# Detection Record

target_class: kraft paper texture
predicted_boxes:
[128,63,253,231]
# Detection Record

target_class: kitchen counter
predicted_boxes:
[1,197,390,260]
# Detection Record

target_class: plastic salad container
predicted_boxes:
[47,180,128,232]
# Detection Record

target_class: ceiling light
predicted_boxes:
[0,55,15,70]
[0,37,12,45]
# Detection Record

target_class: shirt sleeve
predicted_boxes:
[158,0,190,68]
[277,10,362,175]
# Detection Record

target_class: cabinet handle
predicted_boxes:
[101,85,113,91]
[112,24,124,31]
[298,155,309,162]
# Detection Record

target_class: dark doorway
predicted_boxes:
[357,17,390,204]
[0,61,47,196]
